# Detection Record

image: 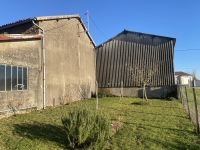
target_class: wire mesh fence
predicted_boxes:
[178,85,200,134]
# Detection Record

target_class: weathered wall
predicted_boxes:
[0,17,95,108]
[37,18,95,107]
[99,86,176,99]
[0,40,42,111]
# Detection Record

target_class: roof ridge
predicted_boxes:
[96,29,176,48]
[0,14,80,30]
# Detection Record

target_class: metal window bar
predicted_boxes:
[0,64,6,91]
[0,64,29,91]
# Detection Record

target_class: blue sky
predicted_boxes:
[0,0,200,78]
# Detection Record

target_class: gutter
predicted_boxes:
[32,20,46,109]
[0,34,42,41]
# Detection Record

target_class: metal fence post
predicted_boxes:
[120,81,123,100]
[185,86,190,119]
[194,80,196,87]
[53,98,55,107]
[192,88,200,134]
[179,86,183,103]
[182,86,185,106]
[95,81,98,110]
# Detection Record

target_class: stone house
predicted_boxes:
[175,71,193,85]
[0,15,96,111]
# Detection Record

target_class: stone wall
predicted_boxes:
[0,17,95,108]
[0,40,42,111]
[38,18,95,107]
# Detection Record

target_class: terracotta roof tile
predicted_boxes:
[175,71,192,76]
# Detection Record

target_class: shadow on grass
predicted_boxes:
[131,101,150,105]
[121,122,200,150]
[129,109,188,119]
[147,136,200,150]
[13,122,73,149]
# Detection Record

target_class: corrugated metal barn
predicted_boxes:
[96,30,176,98]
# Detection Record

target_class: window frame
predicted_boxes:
[0,64,28,92]
[0,64,6,91]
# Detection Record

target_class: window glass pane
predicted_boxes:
[0,65,5,91]
[23,67,28,90]
[18,67,23,90]
[6,65,11,91]
[12,66,17,90]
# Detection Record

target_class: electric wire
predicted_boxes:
[175,49,200,51]
[88,15,107,39]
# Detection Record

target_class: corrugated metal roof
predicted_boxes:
[0,34,42,41]
[175,71,192,76]
[96,29,176,48]
[0,18,34,30]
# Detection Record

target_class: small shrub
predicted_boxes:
[98,92,107,98]
[61,107,110,149]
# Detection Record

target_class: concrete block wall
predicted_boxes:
[99,85,176,99]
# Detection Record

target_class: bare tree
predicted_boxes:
[7,100,22,116]
[191,70,198,80]
[77,82,91,100]
[128,61,160,101]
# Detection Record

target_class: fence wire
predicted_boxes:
[178,85,200,134]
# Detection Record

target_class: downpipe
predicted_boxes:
[32,20,46,109]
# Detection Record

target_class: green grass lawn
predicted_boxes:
[0,97,200,150]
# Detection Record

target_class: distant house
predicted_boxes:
[95,30,176,98]
[0,15,96,111]
[175,71,193,85]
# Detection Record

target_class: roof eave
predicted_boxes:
[75,17,96,47]
[0,18,34,31]
[35,14,80,21]
[0,34,42,41]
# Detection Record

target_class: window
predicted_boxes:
[0,65,5,91]
[0,64,28,91]
[6,65,11,90]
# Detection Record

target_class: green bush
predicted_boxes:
[61,107,110,149]
[98,92,107,98]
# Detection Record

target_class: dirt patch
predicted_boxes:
[111,120,123,136]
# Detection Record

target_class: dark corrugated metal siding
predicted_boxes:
[96,30,176,88]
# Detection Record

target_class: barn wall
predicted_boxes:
[96,32,175,88]
[0,40,42,111]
